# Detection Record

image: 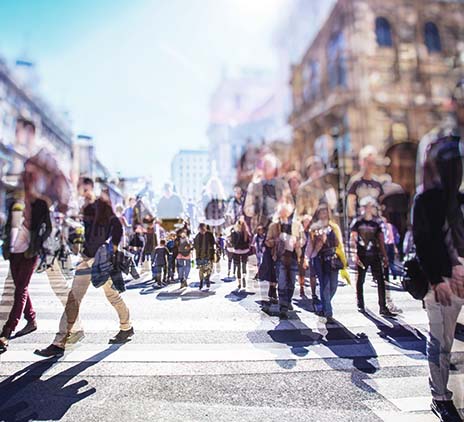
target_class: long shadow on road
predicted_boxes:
[0,345,122,422]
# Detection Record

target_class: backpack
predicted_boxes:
[178,238,191,257]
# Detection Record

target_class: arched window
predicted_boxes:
[302,60,320,102]
[375,17,393,47]
[327,32,346,89]
[424,22,442,53]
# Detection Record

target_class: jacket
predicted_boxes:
[413,188,457,285]
[2,198,52,260]
[194,231,216,260]
[265,218,304,262]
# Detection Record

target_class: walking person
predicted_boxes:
[175,229,192,288]
[413,80,464,422]
[306,204,346,321]
[152,239,170,286]
[193,223,216,290]
[129,224,145,266]
[0,185,52,350]
[230,216,251,290]
[265,203,304,319]
[350,196,396,317]
[35,178,133,357]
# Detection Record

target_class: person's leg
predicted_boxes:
[52,259,92,348]
[327,270,339,317]
[177,260,185,283]
[102,280,131,331]
[233,254,241,280]
[205,260,212,287]
[424,289,463,401]
[370,256,387,311]
[287,263,298,309]
[317,261,331,317]
[356,257,367,310]
[184,259,191,285]
[3,254,37,334]
[277,261,289,311]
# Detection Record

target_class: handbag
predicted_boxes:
[330,254,344,271]
[401,254,429,300]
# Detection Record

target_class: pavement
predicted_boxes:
[0,257,463,421]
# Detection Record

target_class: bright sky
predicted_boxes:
[0,0,289,190]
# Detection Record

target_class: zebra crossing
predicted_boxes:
[0,257,463,421]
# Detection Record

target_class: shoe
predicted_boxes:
[0,336,8,350]
[109,327,134,344]
[431,399,462,421]
[15,320,37,338]
[380,308,397,317]
[34,344,65,357]
[242,277,246,288]
[279,310,288,320]
[312,294,319,303]
[65,330,85,345]
[206,280,210,288]
[269,297,278,305]
[199,281,203,290]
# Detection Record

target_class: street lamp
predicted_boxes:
[331,126,347,236]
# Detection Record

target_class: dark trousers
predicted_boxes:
[4,253,38,331]
[356,254,386,310]
[233,253,248,279]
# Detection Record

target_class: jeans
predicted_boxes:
[276,256,298,310]
[152,264,167,282]
[233,253,248,279]
[3,253,38,331]
[356,254,387,310]
[424,286,464,401]
[313,256,339,317]
[177,258,191,281]
[53,257,131,348]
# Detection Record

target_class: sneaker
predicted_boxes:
[65,330,85,345]
[380,308,397,318]
[15,320,37,338]
[431,399,463,421]
[109,327,134,344]
[34,344,65,357]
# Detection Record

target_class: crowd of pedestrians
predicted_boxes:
[0,81,464,421]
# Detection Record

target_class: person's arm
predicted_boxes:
[347,194,357,219]
[377,229,389,268]
[265,224,276,248]
[243,183,255,218]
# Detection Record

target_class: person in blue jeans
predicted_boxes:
[265,203,305,319]
[306,203,346,321]
[175,229,192,288]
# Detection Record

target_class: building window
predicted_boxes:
[424,22,442,53]
[327,32,347,89]
[375,17,393,47]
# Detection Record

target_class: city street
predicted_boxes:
[1,258,462,422]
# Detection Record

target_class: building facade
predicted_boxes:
[171,149,209,203]
[289,0,464,197]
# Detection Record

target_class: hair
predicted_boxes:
[304,156,323,175]
[160,239,166,245]
[80,177,94,188]
[312,203,331,223]
[359,145,378,163]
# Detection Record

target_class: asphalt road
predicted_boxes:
[0,257,463,422]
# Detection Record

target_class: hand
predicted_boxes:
[451,265,464,298]
[433,282,453,306]
[382,256,389,269]
[303,259,309,270]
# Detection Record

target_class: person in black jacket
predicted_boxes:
[413,81,464,422]
[35,179,134,357]
[0,183,52,350]
[193,223,216,290]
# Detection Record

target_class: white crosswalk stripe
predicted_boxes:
[0,258,463,421]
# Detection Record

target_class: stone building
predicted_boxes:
[289,0,464,198]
